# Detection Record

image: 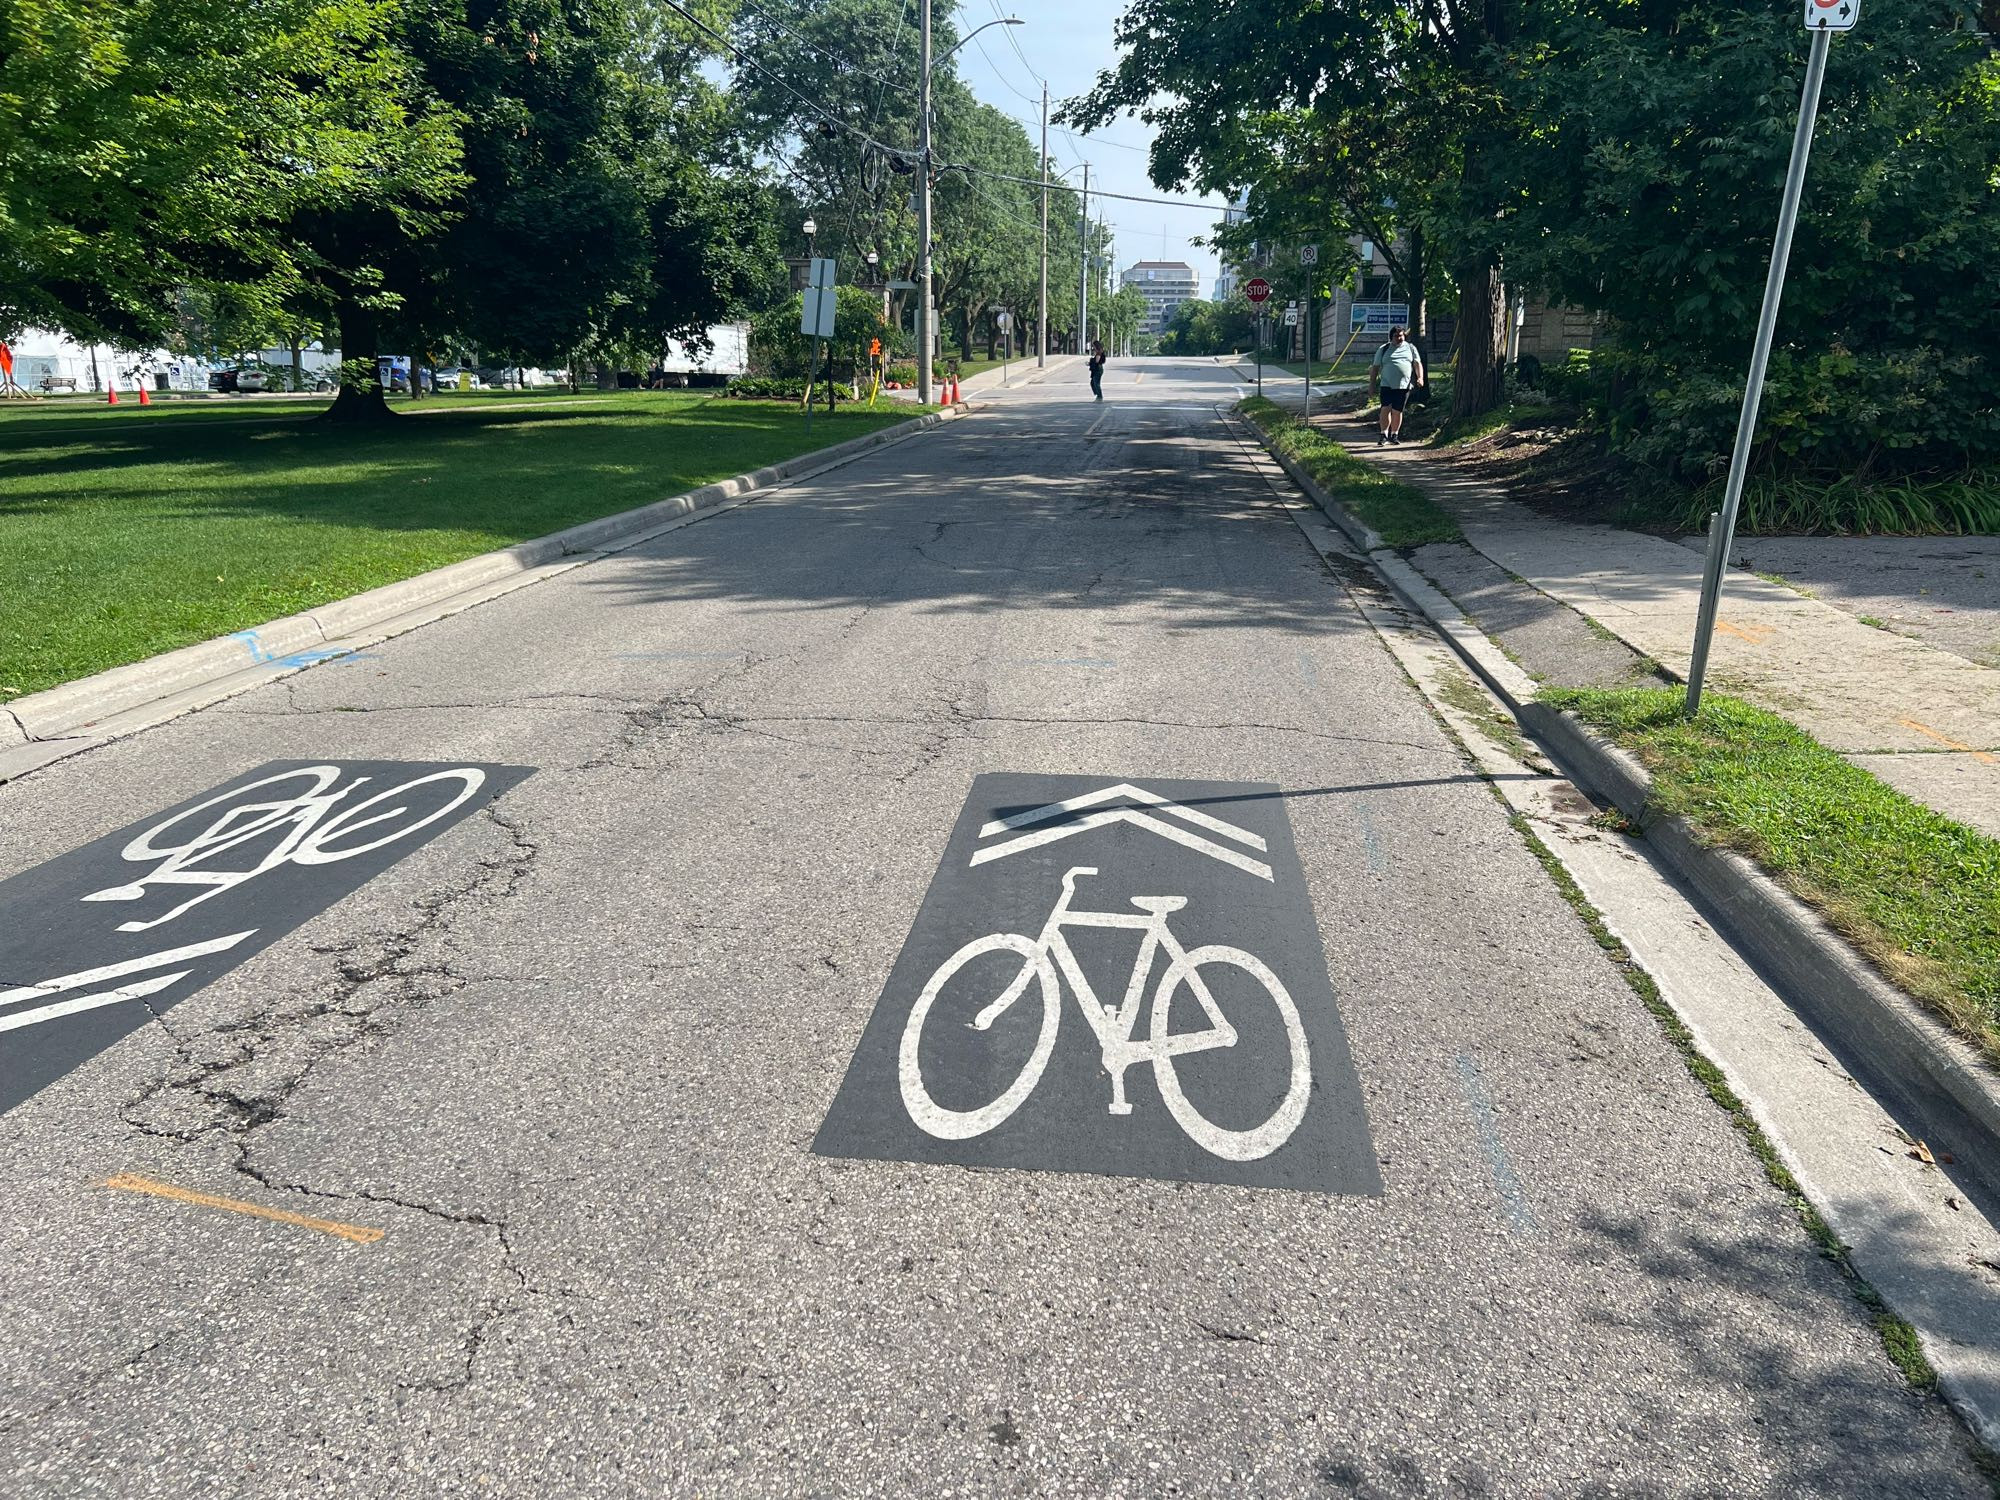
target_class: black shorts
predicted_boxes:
[1379,385,1411,412]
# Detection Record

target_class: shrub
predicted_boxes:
[725,377,853,401]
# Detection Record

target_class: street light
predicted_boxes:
[918,13,1023,403]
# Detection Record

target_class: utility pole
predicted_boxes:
[1077,163,1089,354]
[1038,83,1049,368]
[916,0,934,403]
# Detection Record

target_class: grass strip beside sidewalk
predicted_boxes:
[1550,686,2000,1062]
[1,392,927,700]
[1238,396,1461,547]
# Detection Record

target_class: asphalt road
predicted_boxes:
[0,358,1985,1496]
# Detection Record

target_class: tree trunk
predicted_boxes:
[407,336,427,401]
[289,333,304,394]
[594,361,616,392]
[323,303,390,424]
[1408,227,1428,343]
[1451,254,1506,419]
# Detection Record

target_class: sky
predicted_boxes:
[943,0,1232,295]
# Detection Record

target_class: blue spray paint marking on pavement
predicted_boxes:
[1352,798,1388,874]
[1296,651,1322,693]
[1003,657,1116,668]
[1456,1052,1538,1235]
[230,631,375,670]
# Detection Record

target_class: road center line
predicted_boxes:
[105,1173,386,1244]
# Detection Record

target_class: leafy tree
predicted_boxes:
[1499,4,2000,477]
[1158,294,1253,356]
[0,0,461,347]
[1069,0,1520,416]
[749,284,889,375]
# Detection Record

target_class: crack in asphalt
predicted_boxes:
[113,800,546,1397]
[724,708,1438,754]
[1194,1319,1271,1347]
[0,1337,166,1436]
[219,690,654,719]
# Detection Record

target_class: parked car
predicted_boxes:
[208,367,271,393]
[434,367,482,391]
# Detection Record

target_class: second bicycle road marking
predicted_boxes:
[0,759,532,1117]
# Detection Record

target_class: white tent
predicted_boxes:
[3,328,214,393]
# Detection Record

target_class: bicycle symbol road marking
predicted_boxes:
[0,759,532,1118]
[815,772,1381,1195]
[80,764,487,932]
[900,866,1309,1160]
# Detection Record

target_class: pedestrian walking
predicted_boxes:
[1368,326,1424,445]
[1087,341,1106,401]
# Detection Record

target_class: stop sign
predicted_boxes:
[1245,277,1272,305]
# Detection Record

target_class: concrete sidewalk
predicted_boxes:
[1355,438,2000,839]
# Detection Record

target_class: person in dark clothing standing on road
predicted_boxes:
[1088,341,1106,400]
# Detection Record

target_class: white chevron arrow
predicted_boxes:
[970,782,1274,881]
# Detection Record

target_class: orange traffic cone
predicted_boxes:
[106,384,119,405]
[137,384,151,406]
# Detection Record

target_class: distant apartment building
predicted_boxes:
[1213,192,1251,302]
[1121,261,1200,335]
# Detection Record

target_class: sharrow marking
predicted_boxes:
[973,783,1274,880]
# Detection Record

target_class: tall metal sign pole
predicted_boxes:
[916,0,935,404]
[1299,244,1318,422]
[1038,85,1050,368]
[1078,163,1090,354]
[1686,2,1851,714]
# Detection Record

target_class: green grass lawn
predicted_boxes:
[0,391,925,699]
[1550,687,2000,1060]
[1237,396,1462,547]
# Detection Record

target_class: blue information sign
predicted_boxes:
[1350,302,1411,335]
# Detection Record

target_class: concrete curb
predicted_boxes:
[4,402,967,749]
[1234,408,1538,706]
[1523,701,2000,1175]
[1235,400,2000,1179]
